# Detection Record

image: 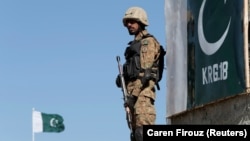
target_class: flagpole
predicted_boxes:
[32,108,35,141]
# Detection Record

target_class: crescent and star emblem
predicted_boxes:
[198,0,231,55]
[50,118,58,127]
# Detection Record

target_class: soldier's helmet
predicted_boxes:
[122,7,149,26]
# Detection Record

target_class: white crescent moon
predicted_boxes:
[50,118,57,127]
[198,0,231,55]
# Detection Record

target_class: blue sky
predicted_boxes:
[0,0,166,141]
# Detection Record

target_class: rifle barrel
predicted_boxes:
[116,56,134,140]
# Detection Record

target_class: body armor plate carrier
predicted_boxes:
[123,34,166,90]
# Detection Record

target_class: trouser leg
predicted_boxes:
[134,126,143,141]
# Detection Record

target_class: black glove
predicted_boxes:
[124,102,129,107]
[115,75,121,88]
[141,69,152,87]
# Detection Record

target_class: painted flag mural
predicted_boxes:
[32,110,65,133]
[166,0,246,117]
[187,0,245,107]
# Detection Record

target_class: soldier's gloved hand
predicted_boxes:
[141,69,151,86]
[116,75,121,88]
[124,102,129,108]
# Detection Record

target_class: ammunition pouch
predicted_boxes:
[123,55,140,80]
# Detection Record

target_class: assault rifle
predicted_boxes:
[116,56,134,141]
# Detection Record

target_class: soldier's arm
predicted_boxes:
[140,37,160,69]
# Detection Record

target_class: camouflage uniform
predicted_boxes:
[116,6,161,141]
[126,29,160,129]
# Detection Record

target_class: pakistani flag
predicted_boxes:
[32,110,65,133]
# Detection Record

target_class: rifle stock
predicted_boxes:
[116,56,135,141]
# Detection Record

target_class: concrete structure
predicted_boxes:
[169,92,250,124]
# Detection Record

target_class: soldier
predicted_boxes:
[116,6,162,141]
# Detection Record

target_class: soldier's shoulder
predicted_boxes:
[141,36,155,46]
[142,34,156,41]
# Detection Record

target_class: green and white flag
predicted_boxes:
[32,110,65,133]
